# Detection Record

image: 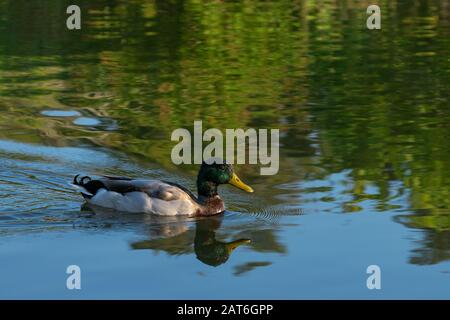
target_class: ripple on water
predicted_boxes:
[73,117,102,126]
[40,110,81,117]
[72,116,119,131]
[40,109,118,131]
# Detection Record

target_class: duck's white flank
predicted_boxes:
[78,179,199,216]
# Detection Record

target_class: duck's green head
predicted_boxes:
[197,159,254,198]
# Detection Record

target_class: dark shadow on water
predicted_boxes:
[132,216,251,267]
[85,203,286,270]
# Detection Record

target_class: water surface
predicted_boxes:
[0,0,449,299]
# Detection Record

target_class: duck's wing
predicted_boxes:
[72,175,202,215]
[161,180,199,204]
[101,176,198,202]
[101,175,133,181]
[104,178,198,202]
[73,175,198,202]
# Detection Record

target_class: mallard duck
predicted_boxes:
[72,160,253,216]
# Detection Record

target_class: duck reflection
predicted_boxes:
[193,218,251,266]
[131,215,251,267]
[83,204,284,270]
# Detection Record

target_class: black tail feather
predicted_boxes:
[73,175,104,199]
[73,175,92,186]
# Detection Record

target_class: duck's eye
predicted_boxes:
[218,164,226,170]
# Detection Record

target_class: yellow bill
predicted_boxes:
[229,173,254,193]
[225,239,251,253]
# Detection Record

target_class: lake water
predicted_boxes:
[0,0,449,299]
